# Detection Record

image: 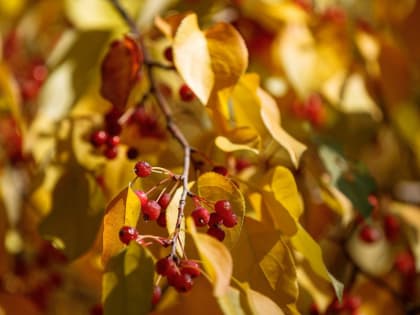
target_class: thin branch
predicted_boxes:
[109,0,192,258]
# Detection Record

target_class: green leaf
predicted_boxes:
[197,172,245,248]
[39,164,105,260]
[102,242,154,315]
[290,224,343,300]
[188,218,233,297]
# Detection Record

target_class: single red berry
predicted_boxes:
[191,207,210,227]
[343,295,361,311]
[235,158,252,172]
[207,226,225,241]
[126,147,139,160]
[327,297,343,313]
[105,121,122,136]
[179,84,195,102]
[212,165,228,176]
[156,256,178,276]
[119,226,139,244]
[163,46,173,62]
[214,200,233,220]
[180,260,201,278]
[168,272,194,293]
[152,285,162,305]
[222,212,238,228]
[368,194,379,210]
[142,200,161,221]
[359,224,381,243]
[208,212,223,227]
[383,214,400,242]
[157,211,167,228]
[104,146,118,159]
[394,251,415,276]
[135,190,148,208]
[158,193,171,209]
[134,161,152,177]
[90,130,108,147]
[107,135,120,147]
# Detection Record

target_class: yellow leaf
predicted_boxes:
[165,184,189,256]
[231,218,298,308]
[237,282,285,315]
[215,136,259,155]
[291,224,343,299]
[205,22,248,92]
[173,14,214,104]
[259,90,306,168]
[197,172,245,248]
[125,181,141,227]
[103,188,126,266]
[217,286,246,315]
[188,218,233,297]
[262,166,303,235]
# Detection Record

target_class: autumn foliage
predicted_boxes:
[1,1,420,315]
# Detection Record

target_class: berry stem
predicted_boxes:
[109,0,192,258]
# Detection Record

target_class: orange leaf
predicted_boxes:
[100,35,143,110]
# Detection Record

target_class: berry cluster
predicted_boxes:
[192,199,238,242]
[156,256,201,293]
[90,108,122,160]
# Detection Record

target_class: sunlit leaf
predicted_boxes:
[103,242,154,315]
[197,172,245,248]
[39,163,105,260]
[217,286,246,315]
[188,218,233,297]
[173,14,214,104]
[259,88,306,168]
[290,224,343,299]
[215,136,259,155]
[262,166,303,235]
[236,282,285,315]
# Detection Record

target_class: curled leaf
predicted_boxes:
[100,35,142,110]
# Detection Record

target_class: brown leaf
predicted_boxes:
[100,35,143,110]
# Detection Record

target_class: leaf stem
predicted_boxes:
[109,0,192,258]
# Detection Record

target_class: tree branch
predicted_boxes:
[109,0,191,257]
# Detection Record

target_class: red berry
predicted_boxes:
[344,295,361,311]
[163,46,173,62]
[104,146,118,159]
[134,161,152,177]
[383,214,400,242]
[180,260,201,278]
[158,193,171,209]
[168,272,194,293]
[107,135,120,147]
[135,190,148,208]
[179,84,195,102]
[212,165,228,176]
[235,158,252,172]
[156,256,178,276]
[359,224,381,243]
[222,212,238,228]
[142,200,161,221]
[191,207,210,227]
[208,212,223,227]
[214,200,233,220]
[207,226,225,241]
[105,121,122,136]
[90,130,108,147]
[152,286,162,305]
[126,147,139,160]
[119,226,139,244]
[157,211,167,228]
[394,251,415,276]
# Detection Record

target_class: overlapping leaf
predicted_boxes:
[102,242,154,315]
[173,13,247,104]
